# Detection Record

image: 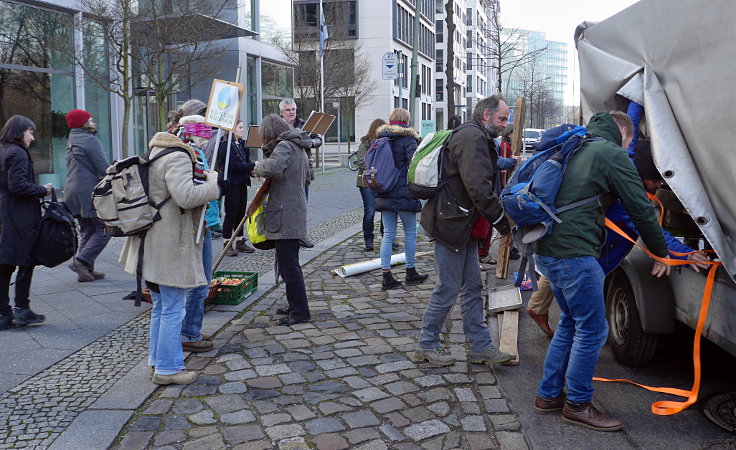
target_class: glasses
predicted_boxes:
[282,108,296,112]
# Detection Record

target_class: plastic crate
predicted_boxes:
[211,271,258,305]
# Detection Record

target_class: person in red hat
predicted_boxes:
[64,109,111,282]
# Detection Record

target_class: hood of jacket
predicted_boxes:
[148,132,196,161]
[280,128,315,148]
[586,112,622,146]
[376,124,419,140]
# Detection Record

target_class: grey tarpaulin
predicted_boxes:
[575,0,736,282]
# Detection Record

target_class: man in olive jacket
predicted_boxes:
[531,111,669,432]
[417,95,514,367]
[64,110,111,282]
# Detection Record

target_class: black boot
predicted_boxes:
[365,237,374,251]
[0,314,12,330]
[382,271,402,290]
[406,267,429,285]
[13,308,45,326]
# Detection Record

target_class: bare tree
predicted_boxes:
[509,61,562,128]
[444,0,458,116]
[75,0,232,157]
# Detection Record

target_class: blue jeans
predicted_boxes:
[419,239,492,354]
[536,254,608,403]
[380,210,417,270]
[149,285,187,375]
[182,230,212,342]
[358,187,376,240]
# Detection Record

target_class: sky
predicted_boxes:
[500,0,640,105]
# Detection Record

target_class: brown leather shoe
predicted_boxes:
[527,309,554,338]
[533,392,566,414]
[182,340,214,353]
[562,402,624,432]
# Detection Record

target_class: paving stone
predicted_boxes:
[334,348,363,358]
[341,410,381,428]
[310,381,348,393]
[172,399,204,416]
[318,402,353,415]
[345,427,382,444]
[454,387,477,402]
[219,382,248,394]
[402,406,435,423]
[461,402,481,415]
[325,367,360,378]
[246,377,282,389]
[262,413,292,427]
[131,416,161,432]
[479,385,502,399]
[427,401,450,417]
[223,424,265,443]
[279,373,306,385]
[483,399,510,413]
[369,397,407,414]
[400,393,423,407]
[255,363,292,376]
[287,405,316,421]
[353,387,389,402]
[346,355,381,367]
[417,387,454,403]
[316,359,347,370]
[461,415,487,432]
[224,369,257,381]
[466,432,497,450]
[379,424,405,441]
[344,376,371,389]
[244,389,281,401]
[305,418,346,435]
[277,437,309,449]
[154,430,186,446]
[164,416,190,430]
[189,410,216,425]
[474,372,497,385]
[403,420,451,441]
[375,361,416,373]
[187,426,218,439]
[490,414,521,432]
[415,375,445,388]
[252,400,278,414]
[264,424,306,441]
[182,384,218,396]
[443,373,472,384]
[204,395,247,413]
[220,410,256,424]
[313,433,350,450]
[143,399,173,415]
[181,432,226,450]
[117,431,153,449]
[385,381,419,395]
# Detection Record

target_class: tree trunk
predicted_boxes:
[121,98,131,158]
[445,0,456,117]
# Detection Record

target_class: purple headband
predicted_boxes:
[182,122,212,138]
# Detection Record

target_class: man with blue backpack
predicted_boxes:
[416,95,515,367]
[530,111,670,431]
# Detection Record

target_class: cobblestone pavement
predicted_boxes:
[113,233,528,450]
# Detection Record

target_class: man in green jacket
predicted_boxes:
[532,111,669,432]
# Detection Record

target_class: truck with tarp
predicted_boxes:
[575,0,736,365]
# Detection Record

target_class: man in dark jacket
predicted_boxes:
[64,109,111,282]
[531,111,669,432]
[417,95,514,367]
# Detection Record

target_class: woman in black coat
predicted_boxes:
[0,115,52,330]
[375,109,428,290]
[217,121,255,256]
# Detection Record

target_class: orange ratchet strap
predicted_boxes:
[594,218,722,415]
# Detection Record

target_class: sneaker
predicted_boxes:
[182,339,214,352]
[224,242,237,257]
[235,239,255,253]
[68,260,104,280]
[0,314,12,330]
[415,345,457,366]
[13,308,45,327]
[468,345,514,364]
[152,370,198,385]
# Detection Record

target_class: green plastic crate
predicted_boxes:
[211,271,258,305]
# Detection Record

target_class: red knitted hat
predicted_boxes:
[65,109,92,128]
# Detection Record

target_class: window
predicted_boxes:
[294,0,357,41]
[435,20,443,43]
[467,74,473,92]
[467,52,472,70]
[466,7,472,26]
[436,79,444,101]
[435,49,443,72]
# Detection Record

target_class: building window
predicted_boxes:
[294,0,357,42]
[435,49,443,73]
[436,79,444,101]
[261,60,294,115]
[466,7,472,26]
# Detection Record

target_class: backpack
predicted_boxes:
[362,137,400,193]
[94,147,191,306]
[499,126,603,289]
[406,123,477,200]
[32,189,78,268]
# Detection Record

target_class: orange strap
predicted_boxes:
[594,218,722,415]
[647,192,664,226]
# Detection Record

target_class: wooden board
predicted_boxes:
[496,242,511,279]
[497,310,520,366]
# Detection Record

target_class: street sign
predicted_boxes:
[382,52,398,80]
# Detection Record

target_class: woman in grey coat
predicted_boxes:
[64,110,111,282]
[253,114,312,326]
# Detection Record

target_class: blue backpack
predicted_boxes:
[363,137,400,194]
[500,126,603,289]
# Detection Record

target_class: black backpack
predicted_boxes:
[32,189,78,268]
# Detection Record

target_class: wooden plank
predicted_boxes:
[510,97,526,157]
[497,310,520,366]
[495,243,510,279]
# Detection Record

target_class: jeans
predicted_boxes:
[379,210,417,270]
[149,285,187,375]
[358,187,376,241]
[182,230,212,342]
[275,239,310,319]
[0,265,34,316]
[76,217,111,267]
[419,239,492,354]
[535,254,608,403]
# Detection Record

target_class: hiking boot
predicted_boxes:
[415,345,457,366]
[70,258,104,282]
[182,339,214,353]
[364,237,374,251]
[152,370,198,385]
[405,267,428,285]
[382,271,403,290]
[235,239,255,253]
[562,401,623,432]
[299,238,315,248]
[13,308,45,327]
[224,242,237,257]
[468,345,514,364]
[534,392,566,414]
[0,314,12,330]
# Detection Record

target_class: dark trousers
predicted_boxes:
[0,265,34,316]
[275,239,310,319]
[77,217,111,267]
[222,183,248,240]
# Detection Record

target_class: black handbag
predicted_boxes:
[32,189,79,268]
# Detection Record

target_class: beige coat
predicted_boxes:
[120,132,220,288]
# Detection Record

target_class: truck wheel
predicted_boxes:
[605,272,658,366]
